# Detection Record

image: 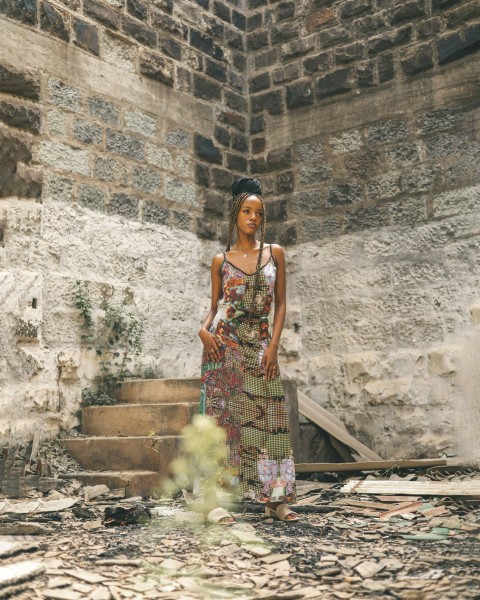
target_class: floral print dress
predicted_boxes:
[199,245,296,503]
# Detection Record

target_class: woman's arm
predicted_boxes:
[198,253,224,362]
[261,244,286,381]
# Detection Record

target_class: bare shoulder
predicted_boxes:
[211,252,225,269]
[270,244,285,261]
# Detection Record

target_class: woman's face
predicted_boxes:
[236,195,263,236]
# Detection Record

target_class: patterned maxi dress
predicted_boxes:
[199,245,296,503]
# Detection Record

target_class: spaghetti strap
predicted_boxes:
[269,244,273,257]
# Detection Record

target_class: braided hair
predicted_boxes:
[226,178,266,318]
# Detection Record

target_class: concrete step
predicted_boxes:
[116,378,201,404]
[59,471,161,499]
[62,436,181,471]
[82,403,198,437]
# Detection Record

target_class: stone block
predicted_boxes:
[143,201,170,225]
[214,125,230,147]
[225,91,247,113]
[292,190,324,213]
[226,152,248,172]
[255,48,279,70]
[388,197,428,225]
[299,163,332,186]
[106,130,144,160]
[151,11,188,39]
[0,129,41,198]
[127,0,148,21]
[368,119,407,145]
[158,34,182,60]
[418,17,443,39]
[446,1,480,29]
[367,172,401,200]
[327,184,362,205]
[276,171,293,194]
[194,134,222,164]
[132,165,162,194]
[231,133,247,153]
[286,80,315,110]
[247,30,269,51]
[73,17,100,55]
[401,43,434,76]
[266,147,292,171]
[363,379,411,406]
[282,37,316,61]
[0,65,40,101]
[139,51,174,86]
[401,165,440,193]
[386,142,421,168]
[93,155,128,184]
[108,193,140,219]
[38,140,90,175]
[344,206,383,232]
[165,177,197,207]
[330,130,362,155]
[122,15,157,48]
[88,97,119,125]
[48,79,81,112]
[43,174,74,204]
[303,51,331,74]
[391,0,426,24]
[232,9,246,30]
[204,190,225,215]
[418,106,462,135]
[211,167,231,191]
[340,0,372,19]
[145,143,174,170]
[249,72,270,93]
[102,32,137,72]
[316,67,354,98]
[0,100,40,134]
[319,26,351,48]
[345,352,383,382]
[172,210,192,230]
[206,59,227,82]
[73,118,102,145]
[0,0,37,26]
[78,182,106,211]
[165,129,190,149]
[428,347,458,377]
[40,1,70,42]
[378,52,395,82]
[300,216,341,239]
[84,0,120,30]
[125,110,156,137]
[273,63,301,84]
[193,74,222,101]
[470,302,480,325]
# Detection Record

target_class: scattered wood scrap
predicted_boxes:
[297,391,382,462]
[295,458,447,473]
[341,479,480,496]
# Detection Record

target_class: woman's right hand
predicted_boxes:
[198,329,222,363]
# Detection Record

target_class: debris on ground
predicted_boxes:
[0,464,480,598]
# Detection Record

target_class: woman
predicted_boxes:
[198,177,298,523]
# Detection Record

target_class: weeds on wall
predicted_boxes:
[74,281,145,406]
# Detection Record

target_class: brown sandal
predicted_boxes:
[264,503,299,522]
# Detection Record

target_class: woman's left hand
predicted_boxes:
[261,345,280,382]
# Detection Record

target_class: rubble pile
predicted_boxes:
[1,467,480,599]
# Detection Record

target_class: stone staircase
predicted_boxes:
[60,379,201,498]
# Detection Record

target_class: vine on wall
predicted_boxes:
[74,281,145,406]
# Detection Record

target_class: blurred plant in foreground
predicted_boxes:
[162,414,233,516]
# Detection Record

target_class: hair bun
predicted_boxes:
[231,177,262,198]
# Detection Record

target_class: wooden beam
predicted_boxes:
[295,458,447,473]
[341,478,480,496]
[297,391,382,462]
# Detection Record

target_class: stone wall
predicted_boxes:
[1,0,479,462]
[247,0,480,462]
[0,0,253,442]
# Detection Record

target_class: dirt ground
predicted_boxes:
[2,474,480,600]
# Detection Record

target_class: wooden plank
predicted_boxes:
[295,458,447,474]
[297,391,382,462]
[341,478,480,496]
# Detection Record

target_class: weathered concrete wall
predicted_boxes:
[247,0,480,461]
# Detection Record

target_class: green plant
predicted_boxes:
[75,281,145,406]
